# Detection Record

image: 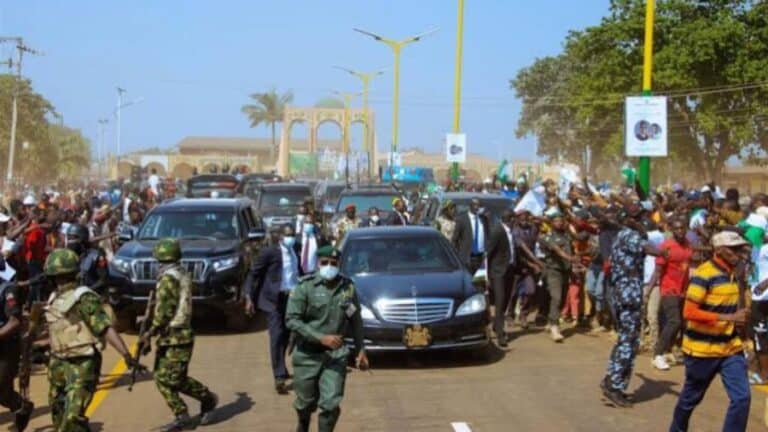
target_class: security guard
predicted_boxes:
[44,248,135,431]
[65,224,108,295]
[286,245,368,432]
[0,280,33,431]
[145,238,217,431]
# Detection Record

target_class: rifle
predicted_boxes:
[128,289,155,391]
[17,276,47,402]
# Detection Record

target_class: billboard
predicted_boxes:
[625,96,668,157]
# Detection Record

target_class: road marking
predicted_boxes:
[85,342,137,417]
[451,422,472,432]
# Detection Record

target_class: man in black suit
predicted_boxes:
[452,198,489,276]
[487,210,517,347]
[387,198,409,226]
[244,224,302,394]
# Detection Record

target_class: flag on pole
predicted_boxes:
[621,163,636,187]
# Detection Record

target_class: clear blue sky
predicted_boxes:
[1,1,609,161]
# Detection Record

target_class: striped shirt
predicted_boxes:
[682,259,743,358]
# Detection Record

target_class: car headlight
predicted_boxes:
[360,305,376,321]
[456,294,486,316]
[111,257,132,275]
[212,256,239,272]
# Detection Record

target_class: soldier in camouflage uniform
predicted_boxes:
[144,238,217,431]
[333,205,361,245]
[286,245,368,432]
[44,248,135,432]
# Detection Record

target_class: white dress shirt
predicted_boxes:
[502,224,515,264]
[299,234,318,273]
[469,213,486,254]
[280,244,299,292]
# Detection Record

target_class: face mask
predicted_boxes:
[282,236,296,248]
[371,215,380,223]
[303,224,314,235]
[318,264,339,281]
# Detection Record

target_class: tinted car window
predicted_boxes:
[337,194,399,213]
[326,185,345,201]
[342,236,459,274]
[259,190,310,209]
[139,210,240,240]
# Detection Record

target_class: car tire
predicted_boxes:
[226,311,252,332]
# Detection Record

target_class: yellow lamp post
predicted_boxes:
[333,90,363,184]
[353,27,437,177]
[333,66,385,177]
[638,0,655,195]
[451,0,465,183]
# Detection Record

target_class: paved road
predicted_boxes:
[6,320,767,431]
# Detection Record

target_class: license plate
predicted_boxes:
[403,324,432,348]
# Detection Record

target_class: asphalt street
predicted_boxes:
[5,319,766,432]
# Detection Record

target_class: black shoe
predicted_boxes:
[199,392,218,425]
[14,400,33,432]
[161,413,196,431]
[497,336,509,348]
[275,379,289,395]
[602,387,632,408]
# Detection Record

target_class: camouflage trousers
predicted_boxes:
[154,343,211,416]
[48,354,101,432]
[605,304,642,392]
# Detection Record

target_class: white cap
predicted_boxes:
[22,195,36,206]
[0,213,10,223]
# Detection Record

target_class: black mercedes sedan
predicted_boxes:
[339,226,490,353]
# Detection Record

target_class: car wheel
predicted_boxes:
[226,310,252,332]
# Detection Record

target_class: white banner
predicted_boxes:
[446,133,467,163]
[625,96,668,157]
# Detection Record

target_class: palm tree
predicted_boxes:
[241,88,294,164]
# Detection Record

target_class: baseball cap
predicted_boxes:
[711,232,748,248]
[0,213,10,223]
[22,195,36,206]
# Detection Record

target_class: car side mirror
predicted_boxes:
[248,228,266,241]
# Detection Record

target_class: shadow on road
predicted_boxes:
[0,404,52,430]
[631,373,680,403]
[201,391,255,425]
[365,344,506,370]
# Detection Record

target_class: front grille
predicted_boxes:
[375,298,454,324]
[131,259,208,283]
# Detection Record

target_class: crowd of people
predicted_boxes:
[0,172,765,431]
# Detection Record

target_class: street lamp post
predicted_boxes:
[114,88,144,169]
[353,27,437,179]
[333,91,362,185]
[451,0,465,184]
[98,118,108,181]
[333,66,384,179]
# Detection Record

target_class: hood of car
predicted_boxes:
[350,270,472,306]
[117,238,240,259]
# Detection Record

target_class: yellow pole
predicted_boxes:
[638,0,655,194]
[451,0,465,183]
[360,75,372,178]
[391,44,402,158]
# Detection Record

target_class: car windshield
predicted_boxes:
[326,185,346,202]
[258,190,310,210]
[342,236,459,274]
[138,210,240,240]
[336,194,399,213]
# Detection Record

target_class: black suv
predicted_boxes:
[244,182,313,229]
[109,198,265,331]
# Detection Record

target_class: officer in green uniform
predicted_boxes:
[539,210,578,343]
[44,248,136,432]
[286,245,368,432]
[144,238,218,431]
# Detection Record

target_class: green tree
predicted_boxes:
[511,0,768,183]
[241,87,294,164]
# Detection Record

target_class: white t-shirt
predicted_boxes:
[644,230,665,284]
[148,175,160,194]
[752,244,768,302]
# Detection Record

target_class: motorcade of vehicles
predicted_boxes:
[110,198,265,331]
[186,174,240,198]
[314,180,347,215]
[237,173,284,195]
[339,226,490,355]
[246,182,313,230]
[327,185,403,238]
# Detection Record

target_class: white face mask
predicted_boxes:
[318,264,339,280]
[371,215,380,223]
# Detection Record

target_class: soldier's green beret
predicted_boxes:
[317,245,341,259]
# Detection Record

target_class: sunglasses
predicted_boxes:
[319,258,338,266]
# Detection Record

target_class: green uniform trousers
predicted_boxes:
[544,268,568,325]
[292,349,347,432]
[48,354,101,432]
[154,343,211,416]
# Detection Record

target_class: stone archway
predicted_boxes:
[278,106,375,177]
[202,163,219,174]
[145,162,166,176]
[172,162,195,180]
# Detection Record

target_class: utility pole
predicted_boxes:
[0,37,40,184]
[116,87,126,161]
[333,90,362,185]
[98,118,109,181]
[638,0,656,195]
[451,0,465,184]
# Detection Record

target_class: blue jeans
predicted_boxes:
[670,354,750,432]
[585,266,605,313]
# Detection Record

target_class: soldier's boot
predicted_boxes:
[318,408,340,432]
[199,392,219,426]
[161,412,196,432]
[295,410,311,432]
[14,400,34,432]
